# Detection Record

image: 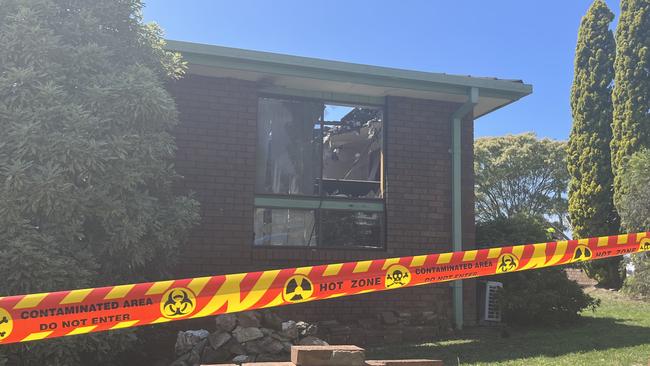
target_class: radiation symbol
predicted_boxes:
[496,253,519,274]
[283,275,313,303]
[160,287,196,319]
[572,245,593,262]
[385,264,411,288]
[0,307,13,342]
[639,238,650,252]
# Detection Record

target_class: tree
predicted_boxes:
[611,0,650,204]
[616,149,650,298]
[474,133,568,227]
[0,0,200,364]
[568,0,624,289]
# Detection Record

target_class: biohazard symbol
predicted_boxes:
[160,287,196,319]
[496,253,519,274]
[283,275,313,303]
[639,238,650,252]
[572,244,593,262]
[385,264,411,288]
[0,307,13,342]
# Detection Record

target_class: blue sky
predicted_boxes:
[143,1,621,141]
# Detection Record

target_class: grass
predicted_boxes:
[367,289,650,366]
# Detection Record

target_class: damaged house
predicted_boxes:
[165,40,532,335]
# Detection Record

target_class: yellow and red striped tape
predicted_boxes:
[0,232,648,345]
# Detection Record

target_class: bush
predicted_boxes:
[0,0,200,364]
[477,215,600,326]
[616,149,650,298]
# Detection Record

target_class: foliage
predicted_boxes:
[0,0,200,364]
[568,0,618,237]
[476,216,599,326]
[611,0,650,205]
[568,0,624,289]
[616,149,650,298]
[474,133,569,227]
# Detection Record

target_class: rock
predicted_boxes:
[233,354,256,364]
[208,331,232,350]
[296,321,318,336]
[225,338,247,355]
[192,338,208,356]
[175,329,210,355]
[170,352,192,366]
[233,326,264,343]
[302,323,318,337]
[215,313,238,332]
[261,311,283,331]
[237,311,262,328]
[177,349,201,366]
[296,321,308,333]
[298,336,329,346]
[201,341,232,363]
[380,311,399,325]
[270,332,291,342]
[280,320,299,340]
[260,327,275,336]
[258,336,285,354]
[244,339,266,355]
[281,341,293,352]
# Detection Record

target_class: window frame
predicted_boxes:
[253,93,387,250]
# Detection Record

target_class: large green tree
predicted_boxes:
[0,0,199,364]
[611,0,650,203]
[568,0,624,289]
[474,133,568,228]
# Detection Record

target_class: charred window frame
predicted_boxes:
[254,96,385,249]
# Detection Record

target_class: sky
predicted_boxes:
[143,1,621,141]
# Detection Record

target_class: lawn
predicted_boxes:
[367,288,650,366]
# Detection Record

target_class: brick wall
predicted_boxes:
[167,74,476,326]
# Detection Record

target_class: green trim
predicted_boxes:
[260,86,385,106]
[254,196,384,212]
[166,40,532,101]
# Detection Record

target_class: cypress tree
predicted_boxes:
[568,0,624,288]
[611,0,650,202]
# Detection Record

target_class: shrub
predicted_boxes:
[477,215,600,326]
[616,149,650,298]
[0,0,200,364]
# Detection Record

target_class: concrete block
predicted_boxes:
[291,345,365,366]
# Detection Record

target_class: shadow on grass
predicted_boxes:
[366,317,650,365]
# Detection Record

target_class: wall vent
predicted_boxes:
[483,281,503,322]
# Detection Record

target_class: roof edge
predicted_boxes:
[166,40,533,101]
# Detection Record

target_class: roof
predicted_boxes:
[166,40,532,118]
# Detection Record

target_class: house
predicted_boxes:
[165,40,532,332]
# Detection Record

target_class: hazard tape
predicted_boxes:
[0,232,648,345]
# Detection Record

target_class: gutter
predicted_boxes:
[450,87,478,330]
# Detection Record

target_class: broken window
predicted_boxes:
[322,105,383,199]
[320,210,383,248]
[254,208,317,247]
[254,97,384,249]
[256,98,322,195]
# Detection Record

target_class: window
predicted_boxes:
[254,97,384,248]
